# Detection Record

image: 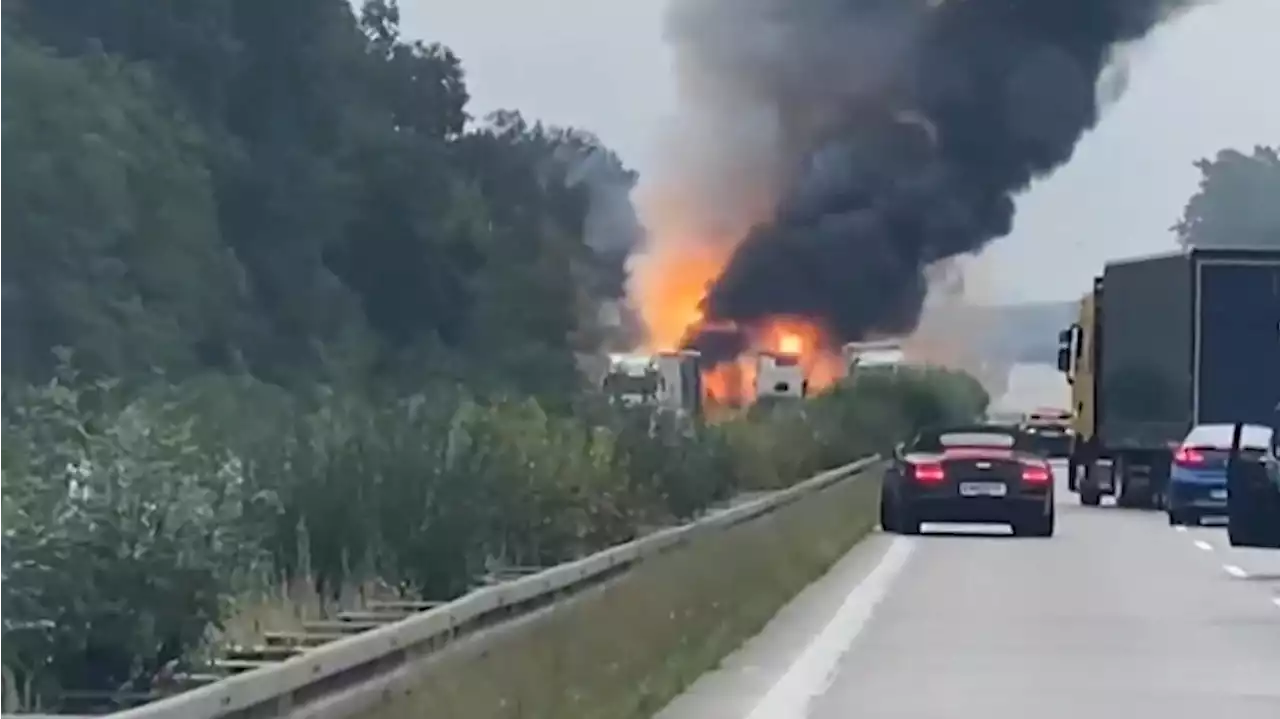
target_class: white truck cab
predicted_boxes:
[756,351,807,400]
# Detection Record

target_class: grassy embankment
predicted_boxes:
[360,464,881,719]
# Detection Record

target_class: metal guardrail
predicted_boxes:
[8,455,880,719]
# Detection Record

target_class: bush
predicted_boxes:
[0,362,986,710]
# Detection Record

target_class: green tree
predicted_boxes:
[3,0,640,396]
[2,38,250,380]
[1174,145,1280,249]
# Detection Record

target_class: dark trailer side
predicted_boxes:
[1098,246,1280,507]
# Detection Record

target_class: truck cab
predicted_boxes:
[1057,279,1100,494]
[756,351,807,400]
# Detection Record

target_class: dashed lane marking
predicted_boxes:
[1175,525,1188,533]
[1223,564,1249,579]
[1194,539,1214,552]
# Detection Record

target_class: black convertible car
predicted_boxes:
[880,423,1056,537]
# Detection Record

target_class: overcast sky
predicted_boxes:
[401,0,1278,304]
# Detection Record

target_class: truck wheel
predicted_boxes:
[1079,482,1102,506]
[1079,461,1103,506]
[1013,508,1054,538]
[1113,457,1137,508]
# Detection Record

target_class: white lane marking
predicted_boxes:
[1194,539,1214,552]
[1272,597,1280,610]
[743,536,916,719]
[1175,525,1188,533]
[1223,564,1249,578]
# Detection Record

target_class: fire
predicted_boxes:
[753,316,845,393]
[630,249,843,403]
[627,224,844,406]
[629,240,729,353]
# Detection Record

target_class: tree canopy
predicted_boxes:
[1174,145,1280,249]
[0,5,998,710]
[2,0,643,400]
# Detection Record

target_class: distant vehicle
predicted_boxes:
[1021,407,1074,459]
[986,409,1026,426]
[1166,423,1271,526]
[880,423,1055,537]
[841,339,905,378]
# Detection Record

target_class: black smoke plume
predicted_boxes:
[673,0,1194,364]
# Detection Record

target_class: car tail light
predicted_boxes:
[1173,446,1205,466]
[912,463,945,484]
[1021,464,1052,483]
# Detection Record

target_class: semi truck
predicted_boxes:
[841,339,906,377]
[755,350,807,400]
[603,350,704,416]
[1057,247,1280,509]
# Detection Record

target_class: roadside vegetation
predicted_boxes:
[2,361,987,710]
[0,0,1002,712]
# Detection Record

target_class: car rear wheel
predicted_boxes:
[879,492,898,532]
[1014,509,1054,537]
[896,501,921,535]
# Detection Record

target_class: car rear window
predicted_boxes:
[1181,423,1274,452]
[939,432,1015,448]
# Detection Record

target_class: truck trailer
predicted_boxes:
[1057,247,1280,509]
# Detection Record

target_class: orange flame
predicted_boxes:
[629,239,844,405]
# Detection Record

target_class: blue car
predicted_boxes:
[1168,423,1275,526]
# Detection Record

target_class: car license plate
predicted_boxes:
[1210,489,1227,500]
[960,482,1007,497]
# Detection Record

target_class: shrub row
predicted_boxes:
[0,363,987,709]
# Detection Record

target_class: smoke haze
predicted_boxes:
[642,0,1196,364]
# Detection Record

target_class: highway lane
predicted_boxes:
[655,462,1280,719]
[1177,518,1280,609]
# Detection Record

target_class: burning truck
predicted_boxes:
[602,350,704,417]
[841,339,907,378]
[603,343,810,414]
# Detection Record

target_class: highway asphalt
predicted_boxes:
[655,460,1280,719]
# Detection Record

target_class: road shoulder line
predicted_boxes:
[652,531,902,719]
